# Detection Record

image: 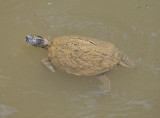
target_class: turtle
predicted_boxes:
[25,35,135,91]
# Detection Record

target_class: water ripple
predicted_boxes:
[0,104,18,118]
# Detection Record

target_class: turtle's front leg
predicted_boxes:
[42,57,55,72]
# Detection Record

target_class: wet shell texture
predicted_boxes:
[48,36,122,76]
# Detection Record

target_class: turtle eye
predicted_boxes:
[38,39,44,44]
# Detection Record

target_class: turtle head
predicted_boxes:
[25,35,51,48]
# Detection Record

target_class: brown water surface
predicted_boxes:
[0,0,160,118]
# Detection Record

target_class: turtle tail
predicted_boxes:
[119,51,136,69]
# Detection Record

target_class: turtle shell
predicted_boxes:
[48,36,122,76]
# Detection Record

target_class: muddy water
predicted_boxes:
[0,0,160,118]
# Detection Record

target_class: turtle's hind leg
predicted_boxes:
[97,74,110,92]
[42,57,55,72]
[119,51,136,69]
